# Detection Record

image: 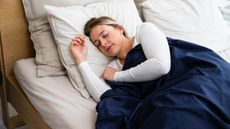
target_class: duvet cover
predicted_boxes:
[96,38,230,129]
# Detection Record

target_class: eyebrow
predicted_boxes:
[93,31,105,45]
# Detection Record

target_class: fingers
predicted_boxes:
[73,35,84,42]
[106,66,116,71]
[72,35,85,45]
[72,38,83,45]
[101,66,117,81]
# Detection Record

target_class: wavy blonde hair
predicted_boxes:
[84,16,129,38]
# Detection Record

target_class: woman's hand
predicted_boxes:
[101,67,117,80]
[70,35,87,64]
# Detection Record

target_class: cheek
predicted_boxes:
[99,48,110,56]
[99,46,117,57]
[111,44,121,55]
[110,32,123,43]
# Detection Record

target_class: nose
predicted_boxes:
[100,39,108,47]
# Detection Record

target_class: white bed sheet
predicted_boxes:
[14,58,97,129]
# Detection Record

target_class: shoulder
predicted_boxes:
[135,22,160,42]
[136,22,158,33]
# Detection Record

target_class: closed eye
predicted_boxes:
[94,40,101,48]
[102,32,108,38]
[93,31,108,48]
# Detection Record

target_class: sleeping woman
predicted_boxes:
[70,16,171,102]
[70,16,230,129]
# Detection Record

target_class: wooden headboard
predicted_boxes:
[0,0,35,78]
[0,1,51,129]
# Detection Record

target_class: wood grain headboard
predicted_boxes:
[0,0,35,78]
[0,1,52,129]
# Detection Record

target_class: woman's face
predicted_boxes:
[89,24,125,57]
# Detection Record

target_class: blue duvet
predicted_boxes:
[96,38,230,129]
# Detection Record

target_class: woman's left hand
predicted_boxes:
[101,67,117,80]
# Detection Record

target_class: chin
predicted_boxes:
[109,50,118,57]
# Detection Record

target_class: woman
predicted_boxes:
[70,17,230,129]
[70,16,171,102]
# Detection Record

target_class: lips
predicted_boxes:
[106,45,112,52]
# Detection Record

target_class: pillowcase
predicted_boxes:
[220,0,230,27]
[44,0,142,99]
[137,0,230,52]
[22,0,110,77]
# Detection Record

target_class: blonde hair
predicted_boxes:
[84,16,129,38]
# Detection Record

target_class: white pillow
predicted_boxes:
[22,0,109,77]
[221,0,230,27]
[138,0,230,52]
[44,0,142,99]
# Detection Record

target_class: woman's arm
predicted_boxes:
[114,22,171,82]
[70,35,111,102]
[78,61,111,102]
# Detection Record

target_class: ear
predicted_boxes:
[116,25,124,34]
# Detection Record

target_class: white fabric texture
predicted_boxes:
[211,0,230,63]
[78,62,111,102]
[219,0,230,8]
[14,58,96,129]
[78,22,171,101]
[22,0,109,77]
[44,0,142,99]
[218,46,230,63]
[108,59,124,71]
[221,0,230,27]
[114,22,171,82]
[137,0,230,52]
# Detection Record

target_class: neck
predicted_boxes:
[118,37,134,63]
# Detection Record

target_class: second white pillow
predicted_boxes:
[139,0,230,52]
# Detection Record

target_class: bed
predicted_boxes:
[0,0,50,128]
[1,0,230,129]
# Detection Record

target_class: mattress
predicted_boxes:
[14,58,97,129]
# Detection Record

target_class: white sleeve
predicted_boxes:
[114,22,171,82]
[78,61,111,102]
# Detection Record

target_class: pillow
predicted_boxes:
[220,0,230,27]
[137,0,230,52]
[22,0,110,77]
[44,0,142,99]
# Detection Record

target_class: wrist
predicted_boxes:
[75,58,86,65]
[77,61,88,66]
[113,71,118,81]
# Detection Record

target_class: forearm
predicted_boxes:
[114,22,171,82]
[78,61,111,102]
[114,58,170,82]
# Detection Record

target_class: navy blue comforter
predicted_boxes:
[96,38,230,129]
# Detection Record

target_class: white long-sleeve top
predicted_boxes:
[78,22,171,102]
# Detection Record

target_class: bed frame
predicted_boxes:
[0,0,51,129]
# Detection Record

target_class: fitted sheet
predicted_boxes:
[14,58,97,129]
